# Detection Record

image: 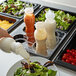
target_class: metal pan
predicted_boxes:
[35,6,76,33]
[0,0,40,19]
[54,28,76,71]
[0,14,21,33]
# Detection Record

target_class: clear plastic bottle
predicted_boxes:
[45,19,56,49]
[34,22,47,56]
[24,7,35,46]
[0,37,30,62]
[45,10,56,49]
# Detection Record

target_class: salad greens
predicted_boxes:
[0,0,33,17]
[14,62,57,76]
[35,8,76,30]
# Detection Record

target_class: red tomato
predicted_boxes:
[63,53,68,56]
[72,52,76,56]
[67,49,70,53]
[70,51,72,54]
[62,49,76,66]
[69,57,73,62]
[73,59,76,63]
[71,62,76,65]
[75,56,76,58]
[66,59,70,63]
[62,55,67,60]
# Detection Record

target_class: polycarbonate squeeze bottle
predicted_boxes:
[44,10,56,49]
[34,22,47,56]
[24,7,35,46]
[0,37,30,62]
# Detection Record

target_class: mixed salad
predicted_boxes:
[14,61,57,76]
[0,0,33,17]
[35,8,76,30]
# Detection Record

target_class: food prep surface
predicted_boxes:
[9,0,76,72]
[10,22,66,59]
[0,0,76,76]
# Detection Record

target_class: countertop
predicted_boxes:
[0,0,76,76]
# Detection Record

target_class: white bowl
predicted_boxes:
[7,56,59,76]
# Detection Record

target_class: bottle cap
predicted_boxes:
[45,10,56,24]
[45,10,55,19]
[24,7,34,14]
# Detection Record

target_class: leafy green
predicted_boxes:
[14,62,57,76]
[35,8,76,30]
[7,0,14,4]
[48,69,57,76]
[0,0,33,17]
